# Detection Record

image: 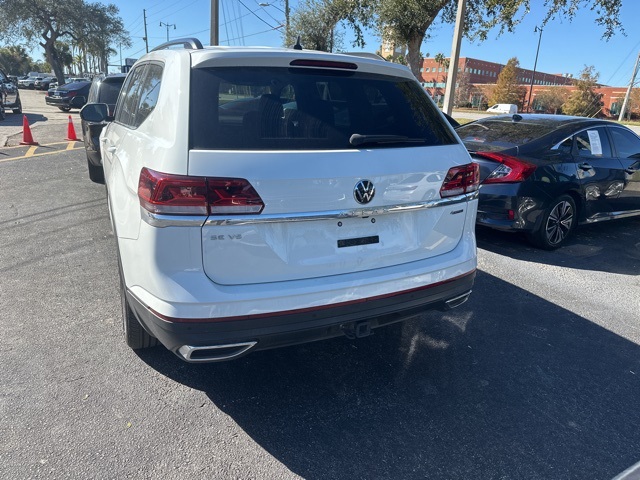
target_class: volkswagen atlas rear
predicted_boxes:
[81,38,479,362]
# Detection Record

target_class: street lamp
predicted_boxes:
[259,1,289,41]
[527,26,543,112]
[160,21,176,42]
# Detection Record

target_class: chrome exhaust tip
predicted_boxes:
[178,341,257,363]
[444,290,472,310]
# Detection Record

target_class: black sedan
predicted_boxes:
[45,80,91,112]
[456,114,640,249]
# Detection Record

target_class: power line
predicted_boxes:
[220,25,283,44]
[236,0,279,30]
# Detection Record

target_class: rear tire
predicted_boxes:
[111,193,158,350]
[121,278,158,350]
[87,159,105,184]
[13,100,22,114]
[527,195,576,250]
[59,106,71,112]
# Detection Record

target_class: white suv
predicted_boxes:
[80,38,479,362]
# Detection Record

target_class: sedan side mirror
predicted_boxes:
[80,103,109,123]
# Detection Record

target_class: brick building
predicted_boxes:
[416,56,635,117]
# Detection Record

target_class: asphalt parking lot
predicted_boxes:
[1,90,639,479]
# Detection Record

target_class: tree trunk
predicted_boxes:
[406,35,425,81]
[42,37,66,85]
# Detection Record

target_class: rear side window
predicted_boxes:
[457,120,557,152]
[189,67,456,150]
[115,63,162,128]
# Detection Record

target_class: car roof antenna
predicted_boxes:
[292,36,303,50]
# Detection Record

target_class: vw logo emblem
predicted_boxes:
[354,180,375,204]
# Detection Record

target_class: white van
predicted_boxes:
[486,104,518,114]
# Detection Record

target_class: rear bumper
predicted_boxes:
[476,185,545,232]
[127,270,476,362]
[45,97,72,107]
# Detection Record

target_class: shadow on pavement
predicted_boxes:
[137,271,640,479]
[1,113,47,127]
[476,217,640,275]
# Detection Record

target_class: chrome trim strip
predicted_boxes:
[583,209,640,224]
[204,191,478,227]
[444,290,472,309]
[178,342,257,363]
[140,207,208,228]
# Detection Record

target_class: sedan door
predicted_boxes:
[571,126,628,221]
[608,126,640,215]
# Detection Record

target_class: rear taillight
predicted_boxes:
[67,91,77,97]
[138,168,264,216]
[440,163,480,198]
[475,151,537,184]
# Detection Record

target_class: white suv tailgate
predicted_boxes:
[190,146,470,285]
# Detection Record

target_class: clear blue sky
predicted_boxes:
[33,0,640,87]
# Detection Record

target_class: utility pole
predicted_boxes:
[618,51,640,122]
[143,9,149,53]
[442,0,466,116]
[211,0,219,46]
[160,22,176,42]
[527,26,543,112]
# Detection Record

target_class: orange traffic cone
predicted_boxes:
[20,115,39,145]
[66,115,78,141]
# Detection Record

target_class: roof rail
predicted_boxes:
[152,38,204,52]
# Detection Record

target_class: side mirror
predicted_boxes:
[80,103,109,123]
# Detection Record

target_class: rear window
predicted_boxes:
[97,78,125,104]
[189,67,456,150]
[457,120,557,152]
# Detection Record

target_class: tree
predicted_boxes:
[377,0,624,80]
[490,57,526,107]
[626,88,640,120]
[0,45,33,74]
[454,71,473,107]
[533,88,569,114]
[286,0,375,52]
[0,0,129,82]
[562,65,602,117]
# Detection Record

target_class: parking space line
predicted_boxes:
[0,143,83,163]
[24,146,37,157]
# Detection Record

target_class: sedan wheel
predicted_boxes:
[528,195,576,250]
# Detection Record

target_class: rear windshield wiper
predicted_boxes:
[349,134,427,147]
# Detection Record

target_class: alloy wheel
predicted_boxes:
[545,200,574,246]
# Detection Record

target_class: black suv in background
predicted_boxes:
[0,68,22,115]
[80,73,127,183]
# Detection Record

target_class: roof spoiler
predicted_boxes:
[152,38,204,52]
[341,52,386,61]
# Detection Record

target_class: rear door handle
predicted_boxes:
[578,162,593,170]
